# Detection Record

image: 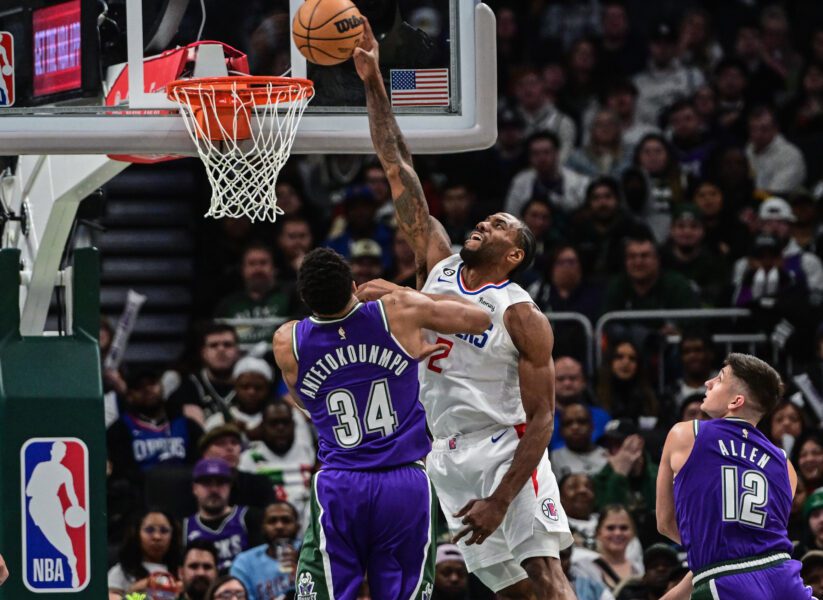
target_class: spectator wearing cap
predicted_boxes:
[238,401,316,519]
[432,544,470,600]
[732,197,823,306]
[214,242,297,346]
[603,234,699,314]
[506,131,590,218]
[613,544,682,600]
[570,177,653,286]
[511,68,577,162]
[200,424,276,509]
[661,203,729,307]
[593,420,659,547]
[801,550,823,598]
[107,370,204,484]
[632,22,704,127]
[349,239,384,287]
[184,458,263,572]
[325,185,394,271]
[746,105,807,193]
[566,108,630,179]
[204,357,273,435]
[796,487,823,559]
[666,99,714,177]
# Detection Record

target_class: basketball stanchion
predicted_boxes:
[167,76,314,223]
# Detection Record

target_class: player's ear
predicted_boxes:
[351,281,357,294]
[508,247,525,271]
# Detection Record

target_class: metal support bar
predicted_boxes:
[549,312,594,377]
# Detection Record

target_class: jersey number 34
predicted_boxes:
[326,379,398,448]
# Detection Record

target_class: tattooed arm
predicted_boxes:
[353,18,452,289]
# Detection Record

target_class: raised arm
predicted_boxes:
[354,19,451,288]
[453,303,555,545]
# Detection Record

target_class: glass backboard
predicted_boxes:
[0,0,496,155]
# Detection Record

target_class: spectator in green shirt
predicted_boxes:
[214,242,296,346]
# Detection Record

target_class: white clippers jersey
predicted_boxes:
[420,254,535,439]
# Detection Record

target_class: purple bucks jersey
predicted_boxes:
[184,506,249,571]
[674,418,793,570]
[293,301,430,470]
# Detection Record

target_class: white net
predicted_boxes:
[169,77,313,223]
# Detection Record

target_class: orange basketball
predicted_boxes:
[292,0,365,66]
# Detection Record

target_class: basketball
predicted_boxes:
[292,0,365,66]
[64,506,87,528]
[1,65,11,76]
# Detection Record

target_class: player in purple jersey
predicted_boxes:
[272,248,490,600]
[656,353,812,599]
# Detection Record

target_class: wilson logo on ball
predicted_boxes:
[334,15,363,34]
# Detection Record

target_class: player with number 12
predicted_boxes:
[657,353,812,599]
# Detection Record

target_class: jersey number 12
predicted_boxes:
[721,466,768,527]
[327,379,398,447]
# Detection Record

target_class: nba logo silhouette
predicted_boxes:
[21,438,90,592]
[0,32,14,106]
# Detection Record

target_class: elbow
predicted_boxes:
[470,311,492,334]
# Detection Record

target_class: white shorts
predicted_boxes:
[427,424,573,580]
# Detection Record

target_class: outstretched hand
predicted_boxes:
[353,17,380,82]
[452,496,508,546]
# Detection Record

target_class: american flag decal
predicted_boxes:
[390,68,450,107]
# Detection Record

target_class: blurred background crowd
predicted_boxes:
[97,0,823,599]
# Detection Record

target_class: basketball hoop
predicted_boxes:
[166,75,314,222]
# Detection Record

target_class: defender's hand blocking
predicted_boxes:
[353,18,380,82]
[452,496,508,546]
[355,278,403,301]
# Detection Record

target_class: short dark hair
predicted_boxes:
[182,539,218,567]
[748,104,777,123]
[206,575,248,600]
[520,196,552,218]
[242,241,274,262]
[198,322,238,349]
[265,500,300,522]
[510,221,537,277]
[725,353,784,416]
[585,176,621,204]
[298,248,354,315]
[525,130,561,152]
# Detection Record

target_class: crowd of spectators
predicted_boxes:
[101,1,823,599]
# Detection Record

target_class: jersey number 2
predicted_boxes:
[427,337,454,373]
[721,466,768,527]
[326,379,398,448]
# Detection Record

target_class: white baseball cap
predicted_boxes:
[758,197,796,222]
[232,356,273,381]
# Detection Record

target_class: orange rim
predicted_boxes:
[166,76,314,107]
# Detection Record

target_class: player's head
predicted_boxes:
[50,441,67,461]
[298,248,355,316]
[460,212,536,278]
[702,353,783,419]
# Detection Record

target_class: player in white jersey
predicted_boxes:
[353,20,575,600]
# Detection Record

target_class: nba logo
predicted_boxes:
[0,32,14,106]
[21,438,90,592]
